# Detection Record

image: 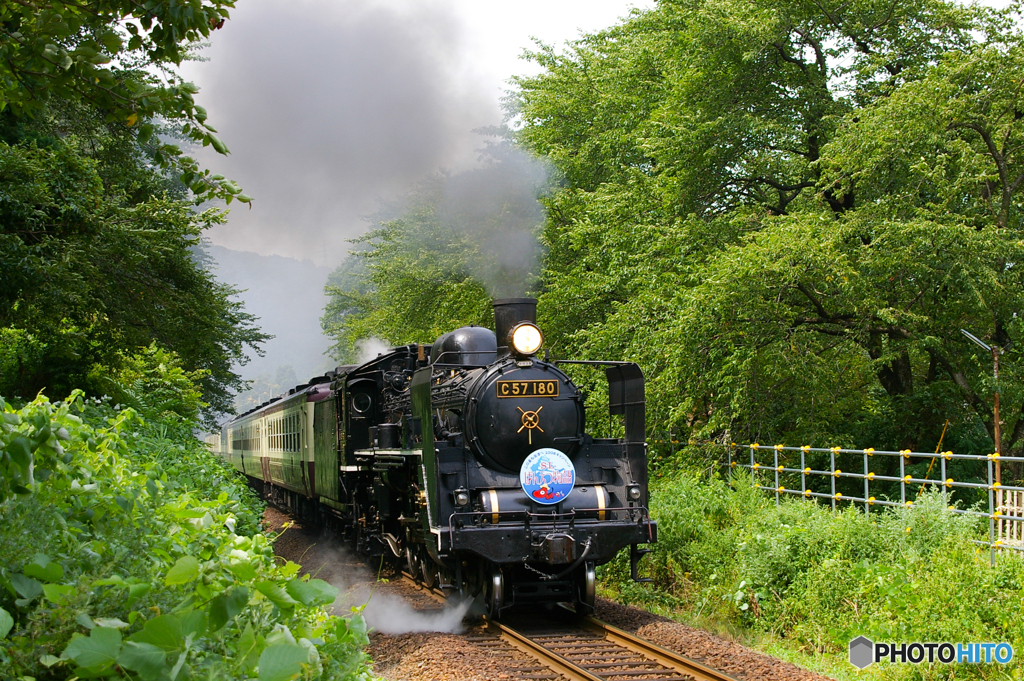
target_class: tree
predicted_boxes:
[512,0,1023,457]
[321,175,494,362]
[0,134,268,420]
[0,5,267,422]
[0,0,249,203]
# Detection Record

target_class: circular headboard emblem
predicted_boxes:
[520,448,575,505]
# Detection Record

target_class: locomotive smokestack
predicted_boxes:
[494,298,537,358]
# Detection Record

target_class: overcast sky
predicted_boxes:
[181,0,655,266]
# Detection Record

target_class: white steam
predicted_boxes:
[361,592,473,635]
[355,337,393,364]
[314,546,471,635]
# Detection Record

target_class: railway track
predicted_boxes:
[400,574,741,681]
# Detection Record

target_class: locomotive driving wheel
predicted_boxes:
[484,565,504,619]
[574,562,596,616]
[420,554,436,588]
[405,546,417,579]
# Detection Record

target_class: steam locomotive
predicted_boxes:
[210,298,656,616]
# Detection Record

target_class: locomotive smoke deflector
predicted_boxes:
[494,297,539,358]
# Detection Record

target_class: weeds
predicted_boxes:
[601,469,1024,680]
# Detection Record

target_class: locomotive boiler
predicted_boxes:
[212,298,656,617]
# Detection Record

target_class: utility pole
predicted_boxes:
[993,345,1002,467]
[961,330,1004,484]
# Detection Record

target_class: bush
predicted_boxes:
[0,391,374,681]
[87,343,209,425]
[602,469,1022,679]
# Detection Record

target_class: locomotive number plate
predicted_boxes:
[497,379,559,398]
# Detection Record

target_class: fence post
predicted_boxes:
[727,444,732,483]
[774,446,780,506]
[900,451,906,505]
[941,453,947,508]
[830,448,836,511]
[863,450,869,516]
[801,447,806,498]
[989,456,995,566]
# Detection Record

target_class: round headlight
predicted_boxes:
[510,323,543,356]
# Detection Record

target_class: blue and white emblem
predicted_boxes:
[520,448,575,505]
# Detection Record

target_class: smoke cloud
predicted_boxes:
[437,143,551,298]
[183,0,499,265]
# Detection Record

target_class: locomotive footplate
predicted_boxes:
[442,517,657,567]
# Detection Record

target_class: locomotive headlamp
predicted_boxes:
[510,323,543,356]
[627,485,642,501]
[454,489,470,506]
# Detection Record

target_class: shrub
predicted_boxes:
[602,469,1019,679]
[0,391,374,680]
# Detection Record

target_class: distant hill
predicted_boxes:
[204,245,337,407]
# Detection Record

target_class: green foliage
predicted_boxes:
[605,469,1019,678]
[89,343,209,424]
[0,138,268,421]
[510,0,1024,459]
[0,0,249,204]
[0,391,373,680]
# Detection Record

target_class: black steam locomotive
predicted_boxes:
[213,298,656,616]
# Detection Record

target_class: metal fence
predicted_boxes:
[723,444,1024,563]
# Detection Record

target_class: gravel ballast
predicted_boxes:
[265,507,836,681]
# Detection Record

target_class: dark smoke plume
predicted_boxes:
[182,0,498,265]
[436,140,551,298]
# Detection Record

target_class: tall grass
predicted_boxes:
[601,470,1024,679]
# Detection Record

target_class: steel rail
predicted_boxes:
[400,574,741,681]
[581,616,741,681]
[487,619,604,681]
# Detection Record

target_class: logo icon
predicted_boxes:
[517,406,544,444]
[520,448,575,505]
[849,636,874,669]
